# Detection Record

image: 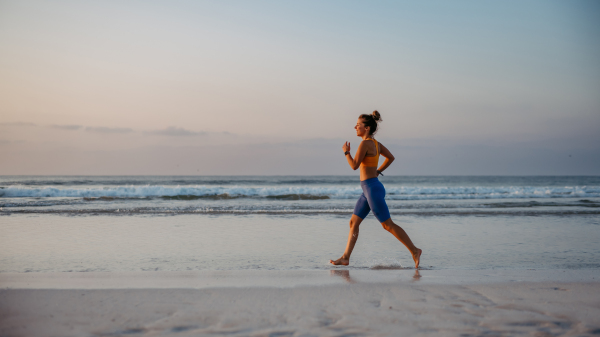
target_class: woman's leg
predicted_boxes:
[362,179,422,269]
[381,218,422,269]
[329,215,364,265]
[330,192,371,266]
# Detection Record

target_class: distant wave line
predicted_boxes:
[1,185,599,200]
[1,208,599,217]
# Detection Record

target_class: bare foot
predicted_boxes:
[329,257,349,266]
[413,249,422,269]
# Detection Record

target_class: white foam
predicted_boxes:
[1,185,599,200]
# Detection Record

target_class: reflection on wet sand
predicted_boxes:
[330,270,355,283]
[330,269,422,283]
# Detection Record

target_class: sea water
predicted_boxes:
[1,176,599,272]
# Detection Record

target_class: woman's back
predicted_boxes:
[360,139,380,181]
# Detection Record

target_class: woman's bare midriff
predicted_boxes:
[360,165,378,181]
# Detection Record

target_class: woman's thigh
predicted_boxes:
[353,193,371,220]
[364,182,391,222]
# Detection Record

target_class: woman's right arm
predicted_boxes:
[343,141,368,170]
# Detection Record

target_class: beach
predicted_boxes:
[2,0,600,334]
[1,176,600,336]
[2,270,600,336]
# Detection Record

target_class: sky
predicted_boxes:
[0,0,599,175]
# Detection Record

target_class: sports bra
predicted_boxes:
[360,139,380,167]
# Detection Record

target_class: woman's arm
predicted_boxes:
[343,141,368,170]
[377,143,395,174]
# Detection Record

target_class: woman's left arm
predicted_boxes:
[377,143,395,174]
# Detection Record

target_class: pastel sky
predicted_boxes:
[1,0,599,175]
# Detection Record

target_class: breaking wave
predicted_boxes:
[1,185,599,200]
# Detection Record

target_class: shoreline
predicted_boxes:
[1,268,599,290]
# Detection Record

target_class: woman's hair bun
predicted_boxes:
[359,110,382,135]
[372,110,381,121]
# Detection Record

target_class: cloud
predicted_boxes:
[51,124,83,130]
[0,139,26,145]
[144,127,206,136]
[0,122,37,127]
[85,126,133,134]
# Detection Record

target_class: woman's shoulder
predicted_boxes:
[360,139,378,145]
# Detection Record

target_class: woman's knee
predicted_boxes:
[381,219,396,231]
[349,216,362,229]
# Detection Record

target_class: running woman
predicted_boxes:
[329,110,422,269]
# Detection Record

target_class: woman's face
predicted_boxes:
[354,118,369,137]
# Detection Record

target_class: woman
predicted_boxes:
[329,111,422,269]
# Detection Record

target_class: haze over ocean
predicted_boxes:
[0,1,599,175]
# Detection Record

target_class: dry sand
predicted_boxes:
[1,270,600,336]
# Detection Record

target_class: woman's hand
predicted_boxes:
[342,141,350,153]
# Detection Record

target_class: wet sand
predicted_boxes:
[1,269,600,336]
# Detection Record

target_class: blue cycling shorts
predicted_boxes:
[353,177,391,222]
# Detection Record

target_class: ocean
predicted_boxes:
[1,175,599,273]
